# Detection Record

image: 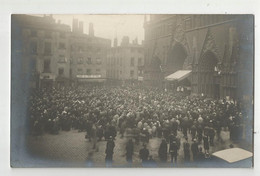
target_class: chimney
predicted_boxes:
[89,23,94,36]
[79,21,83,34]
[114,38,118,47]
[72,18,78,33]
[121,36,129,46]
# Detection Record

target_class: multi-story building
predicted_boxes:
[69,20,111,84]
[12,14,72,88]
[12,15,111,88]
[107,36,144,82]
[144,15,253,101]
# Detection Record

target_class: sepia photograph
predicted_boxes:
[10,14,254,168]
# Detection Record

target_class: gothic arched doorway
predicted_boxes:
[166,43,187,73]
[198,51,219,98]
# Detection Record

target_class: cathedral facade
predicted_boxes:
[143,15,253,101]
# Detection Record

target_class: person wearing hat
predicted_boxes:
[169,136,179,164]
[183,137,190,162]
[139,144,150,164]
[197,147,205,162]
[126,139,134,164]
[191,139,199,161]
[203,135,210,155]
[105,136,115,164]
[208,126,215,146]
[158,138,168,163]
[190,124,197,141]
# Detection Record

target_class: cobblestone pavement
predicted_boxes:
[27,129,252,167]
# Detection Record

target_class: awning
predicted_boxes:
[165,70,192,81]
[77,78,106,82]
[212,148,253,163]
[138,76,144,81]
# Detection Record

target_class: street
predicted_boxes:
[27,128,250,167]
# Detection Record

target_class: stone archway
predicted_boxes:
[198,51,219,98]
[166,43,187,73]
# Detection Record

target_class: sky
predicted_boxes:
[52,14,146,46]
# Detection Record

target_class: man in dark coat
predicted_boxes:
[203,135,210,154]
[105,136,115,164]
[139,144,150,164]
[197,124,203,143]
[169,138,179,164]
[183,137,190,162]
[197,147,205,162]
[126,139,134,163]
[208,126,215,146]
[158,139,168,162]
[190,124,197,140]
[191,139,199,161]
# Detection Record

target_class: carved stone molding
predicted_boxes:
[200,29,220,62]
[171,22,190,55]
[169,19,191,69]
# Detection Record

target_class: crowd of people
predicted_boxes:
[28,84,248,166]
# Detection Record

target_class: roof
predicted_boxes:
[165,70,192,81]
[212,148,253,163]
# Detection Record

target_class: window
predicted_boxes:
[96,69,101,73]
[31,30,37,37]
[130,57,135,66]
[58,55,67,63]
[43,59,51,73]
[96,58,102,65]
[58,68,64,75]
[77,68,82,73]
[130,70,134,77]
[30,41,37,54]
[87,57,92,64]
[59,42,66,49]
[77,58,84,64]
[44,42,52,55]
[86,69,91,75]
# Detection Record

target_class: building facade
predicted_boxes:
[144,15,253,101]
[12,15,111,88]
[106,36,144,82]
[12,14,71,88]
[69,20,111,84]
